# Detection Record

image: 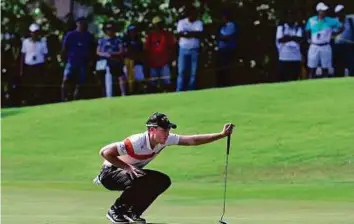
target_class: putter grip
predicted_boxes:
[227,134,231,155]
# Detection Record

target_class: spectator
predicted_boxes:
[61,17,96,101]
[333,5,354,77]
[145,16,176,92]
[96,21,126,97]
[20,24,48,105]
[305,2,343,78]
[276,10,303,82]
[216,10,238,87]
[123,25,145,94]
[176,6,203,91]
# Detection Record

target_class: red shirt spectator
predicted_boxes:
[145,18,176,68]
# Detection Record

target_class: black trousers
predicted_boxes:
[333,44,354,77]
[21,63,45,105]
[99,165,171,215]
[278,61,301,82]
[216,49,236,87]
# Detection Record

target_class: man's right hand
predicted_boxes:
[124,164,145,180]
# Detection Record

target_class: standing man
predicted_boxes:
[305,2,343,78]
[145,16,176,92]
[20,23,48,105]
[276,10,303,82]
[333,4,354,77]
[61,17,96,101]
[123,25,145,94]
[94,112,234,224]
[216,10,238,87]
[176,6,203,91]
[96,21,126,97]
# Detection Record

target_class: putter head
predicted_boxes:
[218,220,228,224]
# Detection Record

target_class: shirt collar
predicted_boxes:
[145,131,153,150]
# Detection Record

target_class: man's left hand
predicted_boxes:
[221,123,235,137]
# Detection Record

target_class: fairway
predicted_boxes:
[2,78,354,224]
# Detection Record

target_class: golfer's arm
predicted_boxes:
[178,133,225,146]
[100,145,128,169]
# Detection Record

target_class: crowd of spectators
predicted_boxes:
[1,2,353,107]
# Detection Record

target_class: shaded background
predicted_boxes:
[1,0,353,106]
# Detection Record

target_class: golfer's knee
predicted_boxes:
[147,171,171,192]
[157,172,171,192]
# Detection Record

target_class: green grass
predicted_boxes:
[2,78,354,224]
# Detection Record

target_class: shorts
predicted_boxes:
[108,61,124,77]
[63,62,87,84]
[150,64,171,85]
[123,64,145,81]
[307,44,332,69]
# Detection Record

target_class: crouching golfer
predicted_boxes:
[95,112,234,224]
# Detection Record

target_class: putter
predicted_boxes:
[218,134,231,224]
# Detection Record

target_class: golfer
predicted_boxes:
[95,112,234,224]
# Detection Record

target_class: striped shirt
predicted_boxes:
[100,132,180,168]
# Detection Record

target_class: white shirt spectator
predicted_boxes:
[177,18,203,49]
[21,38,48,65]
[276,23,303,61]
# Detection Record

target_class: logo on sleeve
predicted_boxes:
[118,142,127,154]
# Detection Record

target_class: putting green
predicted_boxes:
[2,78,354,223]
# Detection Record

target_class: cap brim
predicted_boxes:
[317,6,328,11]
[146,123,177,129]
[169,123,177,129]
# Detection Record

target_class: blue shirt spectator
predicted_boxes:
[123,25,144,65]
[333,5,354,77]
[334,14,354,44]
[62,30,95,66]
[218,21,238,49]
[215,10,238,87]
[61,17,96,102]
[98,36,124,66]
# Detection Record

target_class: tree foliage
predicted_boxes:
[2,0,353,85]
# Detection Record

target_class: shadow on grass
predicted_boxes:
[1,109,23,119]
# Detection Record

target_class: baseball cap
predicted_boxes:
[146,112,177,129]
[335,5,344,13]
[316,2,329,12]
[127,24,136,31]
[29,23,40,32]
[103,21,115,30]
[76,17,87,22]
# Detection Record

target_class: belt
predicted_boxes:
[312,43,329,46]
[103,165,118,170]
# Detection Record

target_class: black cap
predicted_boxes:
[146,112,177,129]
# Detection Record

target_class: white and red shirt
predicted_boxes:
[100,132,180,168]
